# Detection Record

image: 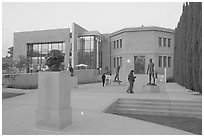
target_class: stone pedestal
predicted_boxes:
[156,75,166,92]
[36,71,72,131]
[70,76,78,88]
[142,85,160,93]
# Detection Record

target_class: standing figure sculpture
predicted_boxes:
[114,65,120,81]
[146,58,156,85]
[45,50,64,71]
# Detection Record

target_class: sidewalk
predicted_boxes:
[2,82,201,135]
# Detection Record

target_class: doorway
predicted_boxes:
[134,56,145,74]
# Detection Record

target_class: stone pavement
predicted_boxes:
[2,82,202,135]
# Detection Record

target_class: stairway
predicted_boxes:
[109,98,202,118]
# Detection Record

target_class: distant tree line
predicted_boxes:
[174,2,202,93]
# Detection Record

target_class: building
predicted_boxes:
[13,23,174,83]
[110,26,174,83]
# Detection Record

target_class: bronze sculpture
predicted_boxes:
[146,58,156,85]
[45,50,64,71]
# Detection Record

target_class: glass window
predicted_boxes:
[159,56,162,67]
[163,38,166,47]
[117,57,119,67]
[163,56,167,67]
[77,36,102,69]
[58,43,62,51]
[114,58,116,68]
[33,44,39,52]
[159,37,162,47]
[85,39,91,51]
[42,43,48,55]
[38,44,42,53]
[48,43,52,51]
[168,56,171,67]
[114,41,116,49]
[52,43,58,50]
[120,57,122,67]
[120,39,122,48]
[168,38,171,47]
[117,40,119,48]
[90,38,94,52]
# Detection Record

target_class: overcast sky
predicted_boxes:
[2,2,183,57]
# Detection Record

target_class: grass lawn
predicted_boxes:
[114,113,202,135]
[2,92,25,99]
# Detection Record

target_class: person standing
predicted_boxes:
[127,70,136,94]
[102,73,106,87]
[69,66,74,76]
[114,65,120,81]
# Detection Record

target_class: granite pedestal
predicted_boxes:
[36,71,72,131]
[142,84,160,93]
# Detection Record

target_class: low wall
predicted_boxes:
[2,69,100,89]
[74,69,100,84]
[2,73,38,89]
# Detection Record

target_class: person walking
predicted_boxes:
[126,70,136,94]
[102,73,106,87]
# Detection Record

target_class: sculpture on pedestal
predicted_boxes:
[45,50,64,71]
[146,58,156,86]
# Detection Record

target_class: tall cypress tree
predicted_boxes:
[174,2,202,93]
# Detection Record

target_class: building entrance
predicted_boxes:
[134,56,145,74]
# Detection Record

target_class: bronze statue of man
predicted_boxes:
[45,50,64,71]
[146,58,156,85]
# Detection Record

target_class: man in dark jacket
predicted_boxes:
[102,73,106,87]
[126,70,136,93]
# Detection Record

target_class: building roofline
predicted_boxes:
[14,28,70,34]
[110,26,175,37]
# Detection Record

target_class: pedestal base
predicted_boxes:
[70,76,78,88]
[36,71,72,131]
[36,107,72,131]
[143,85,160,93]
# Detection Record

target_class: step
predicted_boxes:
[114,108,201,118]
[118,99,202,107]
[117,101,202,109]
[118,98,202,104]
[117,104,202,112]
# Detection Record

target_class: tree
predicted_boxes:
[174,2,202,94]
[15,55,30,73]
[7,46,13,57]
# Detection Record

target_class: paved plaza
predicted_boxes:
[2,82,202,135]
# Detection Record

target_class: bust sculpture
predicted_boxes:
[45,50,64,71]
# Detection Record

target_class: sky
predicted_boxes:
[2,2,183,57]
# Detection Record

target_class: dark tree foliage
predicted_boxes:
[174,2,202,93]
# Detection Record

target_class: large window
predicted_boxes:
[168,56,171,67]
[163,56,167,67]
[158,37,162,47]
[168,38,171,47]
[117,40,119,48]
[116,57,119,67]
[163,38,166,47]
[114,57,116,68]
[120,57,122,67]
[120,39,122,48]
[27,42,65,73]
[78,36,102,69]
[159,56,162,67]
